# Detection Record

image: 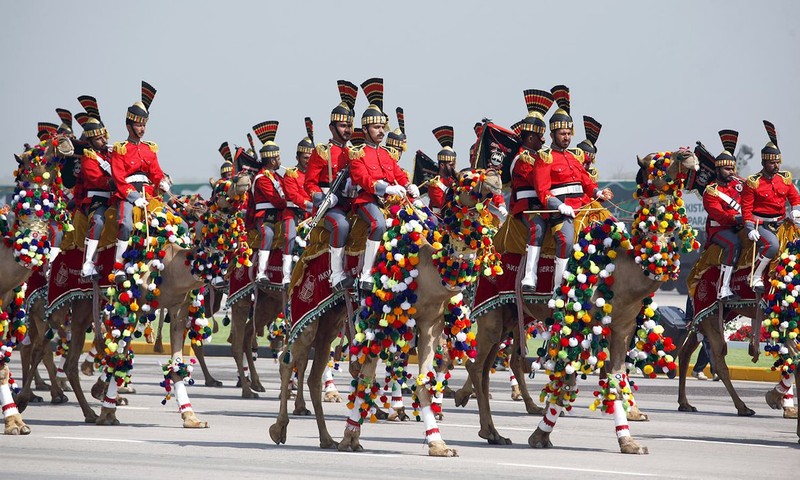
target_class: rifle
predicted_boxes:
[302,164,350,240]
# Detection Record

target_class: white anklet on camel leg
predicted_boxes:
[1,381,20,418]
[776,375,793,395]
[537,404,563,433]
[612,400,631,438]
[421,406,442,443]
[391,381,404,409]
[323,365,337,393]
[174,379,193,413]
[102,381,118,409]
[510,373,518,387]
[783,385,795,408]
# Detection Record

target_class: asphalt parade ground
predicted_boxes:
[5,348,798,480]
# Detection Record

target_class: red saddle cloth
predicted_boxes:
[227,248,285,305]
[691,265,758,324]
[472,252,556,318]
[43,248,114,316]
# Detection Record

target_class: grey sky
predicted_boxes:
[2,1,798,184]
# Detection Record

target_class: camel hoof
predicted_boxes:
[57,379,72,392]
[783,407,798,419]
[480,429,512,445]
[619,436,649,454]
[51,392,69,405]
[528,429,552,449]
[441,387,455,399]
[525,403,545,415]
[388,408,410,422]
[205,379,224,387]
[182,411,209,428]
[428,440,458,457]
[4,414,31,435]
[511,385,523,401]
[338,429,363,452]
[765,389,784,410]
[678,404,698,413]
[737,407,756,417]
[374,408,389,421]
[118,385,136,394]
[96,407,120,426]
[84,410,99,423]
[90,379,105,401]
[324,391,342,403]
[242,390,259,399]
[80,361,95,376]
[626,408,650,422]
[251,382,266,393]
[453,388,471,408]
[115,396,129,406]
[269,421,288,445]
[293,406,312,416]
[320,438,339,449]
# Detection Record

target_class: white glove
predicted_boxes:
[134,197,148,208]
[407,183,420,198]
[385,185,407,197]
[792,209,800,224]
[558,203,576,218]
[498,205,508,217]
[748,229,760,242]
[413,199,425,209]
[328,193,338,208]
[159,179,171,192]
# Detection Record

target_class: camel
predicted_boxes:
[269,168,503,457]
[462,149,699,454]
[2,136,72,435]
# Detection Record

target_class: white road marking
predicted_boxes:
[657,438,788,449]
[46,436,145,444]
[498,463,658,477]
[439,422,532,432]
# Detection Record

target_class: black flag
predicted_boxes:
[687,141,717,194]
[412,150,439,196]
[471,121,520,185]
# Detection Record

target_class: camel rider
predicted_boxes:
[218,141,233,180]
[251,121,287,286]
[742,120,800,290]
[349,77,420,293]
[47,110,77,265]
[533,85,613,294]
[428,126,458,216]
[509,88,554,292]
[469,122,482,168]
[574,116,602,182]
[703,130,745,300]
[385,107,407,160]
[279,118,316,285]
[75,95,113,277]
[303,80,359,290]
[110,81,169,281]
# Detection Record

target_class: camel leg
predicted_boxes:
[607,322,649,454]
[454,375,474,406]
[528,374,574,449]
[781,384,797,419]
[414,316,458,457]
[309,317,341,448]
[677,331,701,412]
[193,344,223,387]
[322,364,342,403]
[230,302,258,398]
[1,365,30,435]
[96,379,120,426]
[169,312,208,428]
[765,375,794,414]
[387,381,409,421]
[16,305,58,412]
[291,337,312,416]
[338,355,376,453]
[705,323,754,416]
[80,345,98,376]
[63,303,99,423]
[269,318,322,445]
[247,315,267,393]
[510,347,543,415]
[465,307,510,444]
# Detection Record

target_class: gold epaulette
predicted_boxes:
[348,144,366,160]
[587,167,599,182]
[537,146,553,164]
[382,145,400,161]
[315,143,330,161]
[746,173,762,189]
[704,182,719,197]
[568,147,586,163]
[143,140,158,153]
[113,141,128,155]
[519,149,536,166]
[83,148,98,160]
[284,167,298,178]
[777,170,793,184]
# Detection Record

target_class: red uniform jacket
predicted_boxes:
[428,175,453,214]
[533,147,597,210]
[283,166,311,216]
[349,144,410,208]
[80,147,113,206]
[509,147,541,216]
[110,140,165,202]
[252,168,286,221]
[742,171,800,224]
[703,177,743,241]
[304,141,349,197]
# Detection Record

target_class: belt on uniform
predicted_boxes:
[515,189,538,200]
[256,202,279,210]
[550,183,583,197]
[125,174,149,184]
[287,201,300,209]
[87,190,110,198]
[753,213,782,223]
